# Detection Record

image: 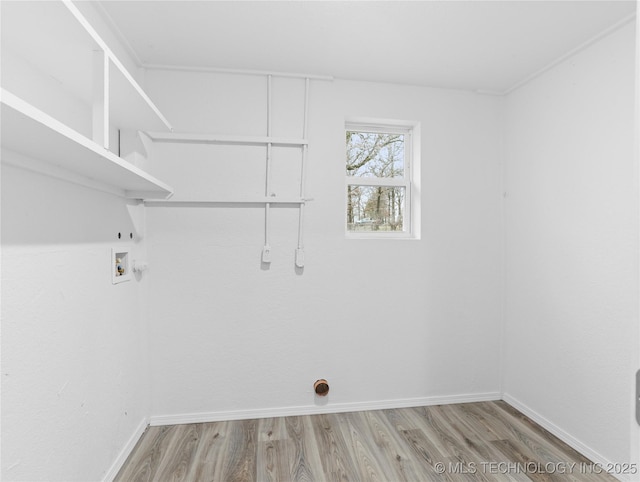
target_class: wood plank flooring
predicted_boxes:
[115,401,618,481]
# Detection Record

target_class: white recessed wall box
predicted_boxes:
[112,247,132,284]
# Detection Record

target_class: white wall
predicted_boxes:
[143,71,504,421]
[2,3,636,480]
[1,167,150,481]
[503,21,637,468]
[1,3,152,481]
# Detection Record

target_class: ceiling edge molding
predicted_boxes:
[91,2,635,95]
[93,1,144,67]
[503,11,637,97]
[142,63,334,81]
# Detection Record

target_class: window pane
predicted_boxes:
[346,131,404,179]
[346,185,406,232]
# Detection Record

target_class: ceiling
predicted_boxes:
[98,1,636,94]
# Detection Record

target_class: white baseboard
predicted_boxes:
[502,393,628,482]
[149,392,501,426]
[111,394,629,482]
[102,417,149,482]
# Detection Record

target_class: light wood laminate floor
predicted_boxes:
[115,401,618,481]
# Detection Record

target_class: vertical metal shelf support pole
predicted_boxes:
[295,78,310,268]
[262,75,273,264]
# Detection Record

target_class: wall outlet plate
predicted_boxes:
[112,247,132,284]
[262,245,272,263]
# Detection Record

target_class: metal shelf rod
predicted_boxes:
[144,198,310,207]
[145,132,307,147]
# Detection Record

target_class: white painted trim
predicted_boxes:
[92,1,144,67]
[345,117,419,130]
[504,12,637,96]
[498,95,508,398]
[101,417,148,482]
[144,63,333,82]
[138,13,632,96]
[502,393,629,482]
[346,177,407,188]
[345,119,418,239]
[633,0,640,472]
[116,394,628,480]
[149,392,501,426]
[91,5,632,96]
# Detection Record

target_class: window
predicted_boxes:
[346,121,418,237]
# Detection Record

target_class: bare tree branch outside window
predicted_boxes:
[346,131,406,232]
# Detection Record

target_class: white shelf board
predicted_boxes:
[1,90,173,200]
[146,131,307,147]
[1,0,171,132]
[61,0,172,132]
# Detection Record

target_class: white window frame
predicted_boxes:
[345,118,420,239]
